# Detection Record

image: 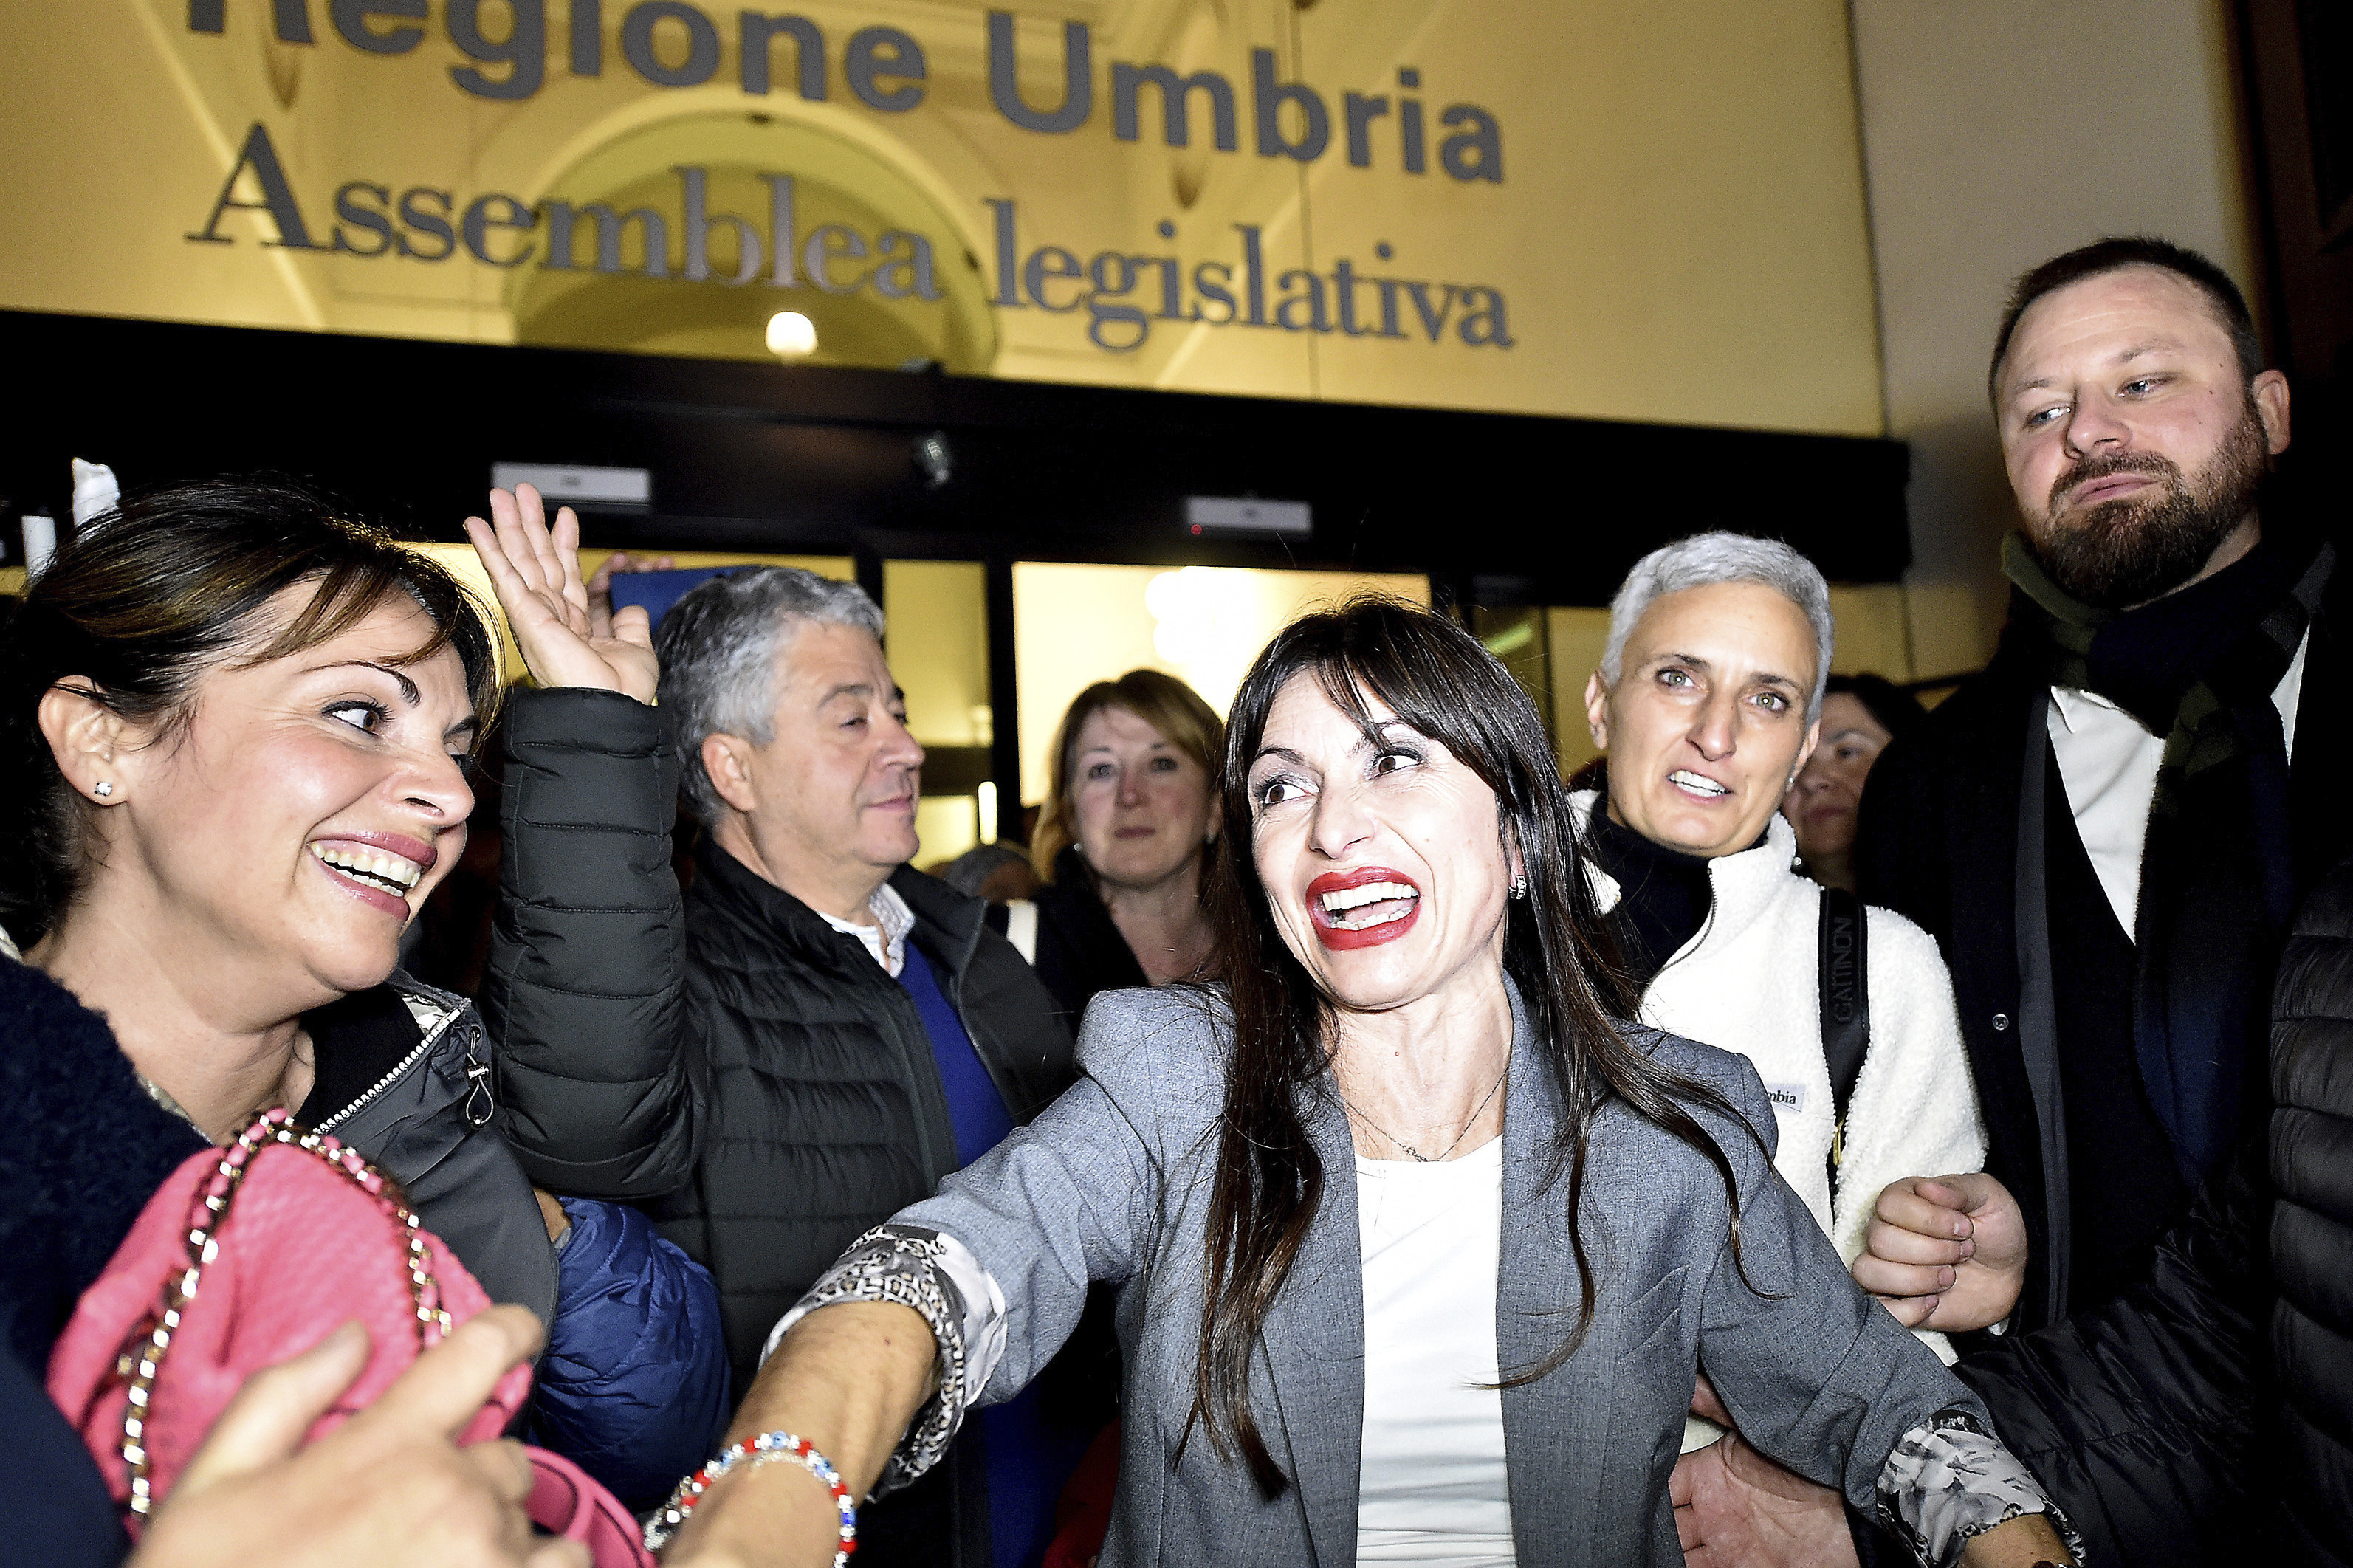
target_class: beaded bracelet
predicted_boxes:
[642,1431,857,1561]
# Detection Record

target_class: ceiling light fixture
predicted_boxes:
[765,311,817,357]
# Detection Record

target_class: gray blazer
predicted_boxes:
[896,983,1990,1567]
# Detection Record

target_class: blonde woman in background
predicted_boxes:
[1023,670,1225,1022]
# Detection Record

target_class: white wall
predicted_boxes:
[1849,0,2256,677]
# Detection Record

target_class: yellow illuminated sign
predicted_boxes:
[0,1,1886,435]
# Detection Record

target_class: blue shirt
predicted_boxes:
[898,941,1088,1568]
[898,941,1014,1168]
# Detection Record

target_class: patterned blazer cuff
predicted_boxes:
[758,1224,1009,1497]
[1874,1407,2083,1567]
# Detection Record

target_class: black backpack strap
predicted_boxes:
[1818,887,1869,1185]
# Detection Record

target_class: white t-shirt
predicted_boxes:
[1355,1135,1516,1566]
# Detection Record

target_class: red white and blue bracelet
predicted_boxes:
[642,1430,857,1561]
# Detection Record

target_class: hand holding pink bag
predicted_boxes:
[45,1107,653,1566]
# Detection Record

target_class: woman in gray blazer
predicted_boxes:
[637,598,2072,1568]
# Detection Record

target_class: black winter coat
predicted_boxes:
[0,957,558,1368]
[482,690,1080,1566]
[1904,850,2353,1567]
[1856,554,2353,1333]
[1024,847,1148,1030]
[2267,856,2353,1564]
[1948,1133,2270,1567]
[0,954,205,1375]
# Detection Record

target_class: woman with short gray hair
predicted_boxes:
[1579,532,1989,1558]
[1600,530,1838,723]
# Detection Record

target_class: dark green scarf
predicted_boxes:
[2002,530,2332,1180]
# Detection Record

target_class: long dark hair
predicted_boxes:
[1186,597,1759,1495]
[0,477,500,943]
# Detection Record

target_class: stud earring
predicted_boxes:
[1509,875,1528,901]
[92,781,114,799]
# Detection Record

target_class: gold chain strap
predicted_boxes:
[114,1107,452,1516]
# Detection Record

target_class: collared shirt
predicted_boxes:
[819,881,914,976]
[2047,630,2307,935]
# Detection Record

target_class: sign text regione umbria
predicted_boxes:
[183,1,1515,354]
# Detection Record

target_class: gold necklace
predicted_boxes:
[1337,1066,1508,1162]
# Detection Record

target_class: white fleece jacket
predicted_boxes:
[1572,792,1985,1290]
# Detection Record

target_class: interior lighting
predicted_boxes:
[1482,621,1536,656]
[766,312,817,357]
[977,780,998,845]
[1145,567,1260,714]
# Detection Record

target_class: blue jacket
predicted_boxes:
[532,1196,732,1508]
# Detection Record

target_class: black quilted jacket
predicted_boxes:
[480,688,1079,1568]
[2267,859,2353,1564]
[1947,1133,2269,1567]
[1944,853,2353,1567]
[483,687,1076,1378]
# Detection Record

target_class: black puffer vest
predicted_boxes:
[484,687,1077,1381]
[650,844,1076,1378]
[485,688,1083,1568]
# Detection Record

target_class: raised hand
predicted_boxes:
[1852,1172,2029,1333]
[464,485,658,703]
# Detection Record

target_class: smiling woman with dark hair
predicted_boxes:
[0,478,729,1538]
[0,478,543,1353]
[641,594,2075,1568]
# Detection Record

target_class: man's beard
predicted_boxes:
[2024,399,2271,610]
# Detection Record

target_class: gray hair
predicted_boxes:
[1599,532,1834,720]
[655,566,887,824]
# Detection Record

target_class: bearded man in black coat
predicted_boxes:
[1850,237,2349,1564]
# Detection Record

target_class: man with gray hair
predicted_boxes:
[478,543,1091,1568]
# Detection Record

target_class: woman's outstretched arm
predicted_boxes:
[657,990,1190,1564]
[662,1302,938,1567]
[1679,1045,2081,1564]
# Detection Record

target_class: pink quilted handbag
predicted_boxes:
[45,1107,653,1565]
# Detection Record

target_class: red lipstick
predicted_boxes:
[1305,867,1422,951]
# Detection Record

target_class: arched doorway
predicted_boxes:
[507,110,997,373]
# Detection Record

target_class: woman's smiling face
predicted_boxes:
[97,584,478,1007]
[1246,672,1516,1014]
